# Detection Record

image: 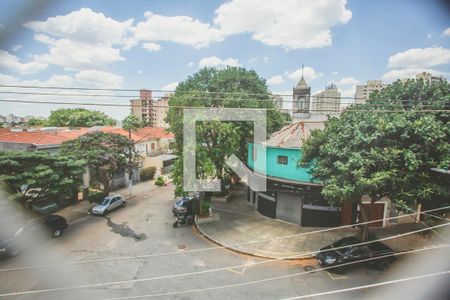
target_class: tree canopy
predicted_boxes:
[300,78,450,239]
[0,151,85,207]
[46,108,115,127]
[122,115,142,132]
[61,132,142,195]
[167,67,288,195]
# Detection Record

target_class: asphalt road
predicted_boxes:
[0,184,448,300]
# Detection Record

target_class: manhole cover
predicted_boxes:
[303,265,316,272]
[177,244,188,250]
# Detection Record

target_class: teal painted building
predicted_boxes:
[247,142,314,183]
[246,122,341,227]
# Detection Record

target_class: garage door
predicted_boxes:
[276,192,302,225]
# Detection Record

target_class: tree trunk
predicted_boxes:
[357,198,373,242]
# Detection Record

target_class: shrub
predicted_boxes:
[88,191,107,204]
[155,176,165,187]
[140,167,156,181]
[200,202,211,216]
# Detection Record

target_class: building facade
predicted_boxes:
[292,70,311,123]
[312,84,341,114]
[130,90,169,128]
[246,122,341,227]
[354,80,385,104]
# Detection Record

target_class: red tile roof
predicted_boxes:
[134,127,174,140]
[0,126,169,146]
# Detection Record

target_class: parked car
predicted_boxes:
[316,236,396,274]
[0,214,68,257]
[32,200,58,215]
[172,196,195,216]
[91,195,126,216]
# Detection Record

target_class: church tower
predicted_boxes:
[292,65,311,121]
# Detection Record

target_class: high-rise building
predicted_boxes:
[415,72,444,83]
[130,89,169,128]
[355,80,385,104]
[312,84,341,114]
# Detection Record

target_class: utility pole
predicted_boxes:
[128,128,133,195]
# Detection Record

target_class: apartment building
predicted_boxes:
[312,84,341,114]
[354,80,385,104]
[130,89,169,128]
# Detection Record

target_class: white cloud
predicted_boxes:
[382,68,448,82]
[162,81,179,91]
[142,42,161,52]
[263,57,269,63]
[32,37,125,70]
[25,8,133,70]
[74,69,123,88]
[285,66,322,83]
[12,45,22,52]
[0,50,47,74]
[198,56,241,68]
[137,70,143,74]
[25,8,134,48]
[213,0,351,49]
[248,57,258,64]
[442,27,450,37]
[387,47,450,68]
[267,75,284,85]
[188,61,194,67]
[134,12,224,49]
[332,77,358,85]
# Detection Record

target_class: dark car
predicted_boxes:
[316,236,396,274]
[0,214,68,257]
[172,196,195,216]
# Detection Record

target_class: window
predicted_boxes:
[277,155,288,165]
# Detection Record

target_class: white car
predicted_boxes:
[91,195,126,216]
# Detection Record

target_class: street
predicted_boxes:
[0,184,448,300]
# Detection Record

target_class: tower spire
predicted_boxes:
[301,64,304,78]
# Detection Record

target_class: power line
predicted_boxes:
[1,99,449,113]
[0,205,447,273]
[105,247,450,300]
[0,89,449,104]
[0,223,447,297]
[281,270,450,300]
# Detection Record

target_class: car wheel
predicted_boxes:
[173,221,178,228]
[376,260,389,271]
[9,248,20,257]
[122,201,127,207]
[53,229,63,238]
[102,209,109,216]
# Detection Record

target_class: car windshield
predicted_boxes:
[100,198,110,206]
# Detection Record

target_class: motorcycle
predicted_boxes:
[173,211,195,227]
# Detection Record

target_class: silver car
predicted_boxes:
[91,195,127,216]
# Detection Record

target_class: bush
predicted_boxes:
[140,167,156,181]
[88,191,107,204]
[155,176,165,187]
[200,202,211,216]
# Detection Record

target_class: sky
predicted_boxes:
[0,0,449,119]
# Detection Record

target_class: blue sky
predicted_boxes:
[0,0,449,119]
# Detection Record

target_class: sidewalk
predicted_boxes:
[57,179,164,223]
[195,185,446,259]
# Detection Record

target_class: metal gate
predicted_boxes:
[276,192,302,225]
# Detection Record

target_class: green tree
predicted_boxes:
[300,78,450,241]
[167,67,285,197]
[0,151,85,207]
[122,115,142,132]
[47,108,115,127]
[27,118,46,126]
[61,132,142,195]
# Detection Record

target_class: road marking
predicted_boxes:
[227,260,254,275]
[326,271,348,280]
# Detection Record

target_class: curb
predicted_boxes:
[193,216,313,261]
